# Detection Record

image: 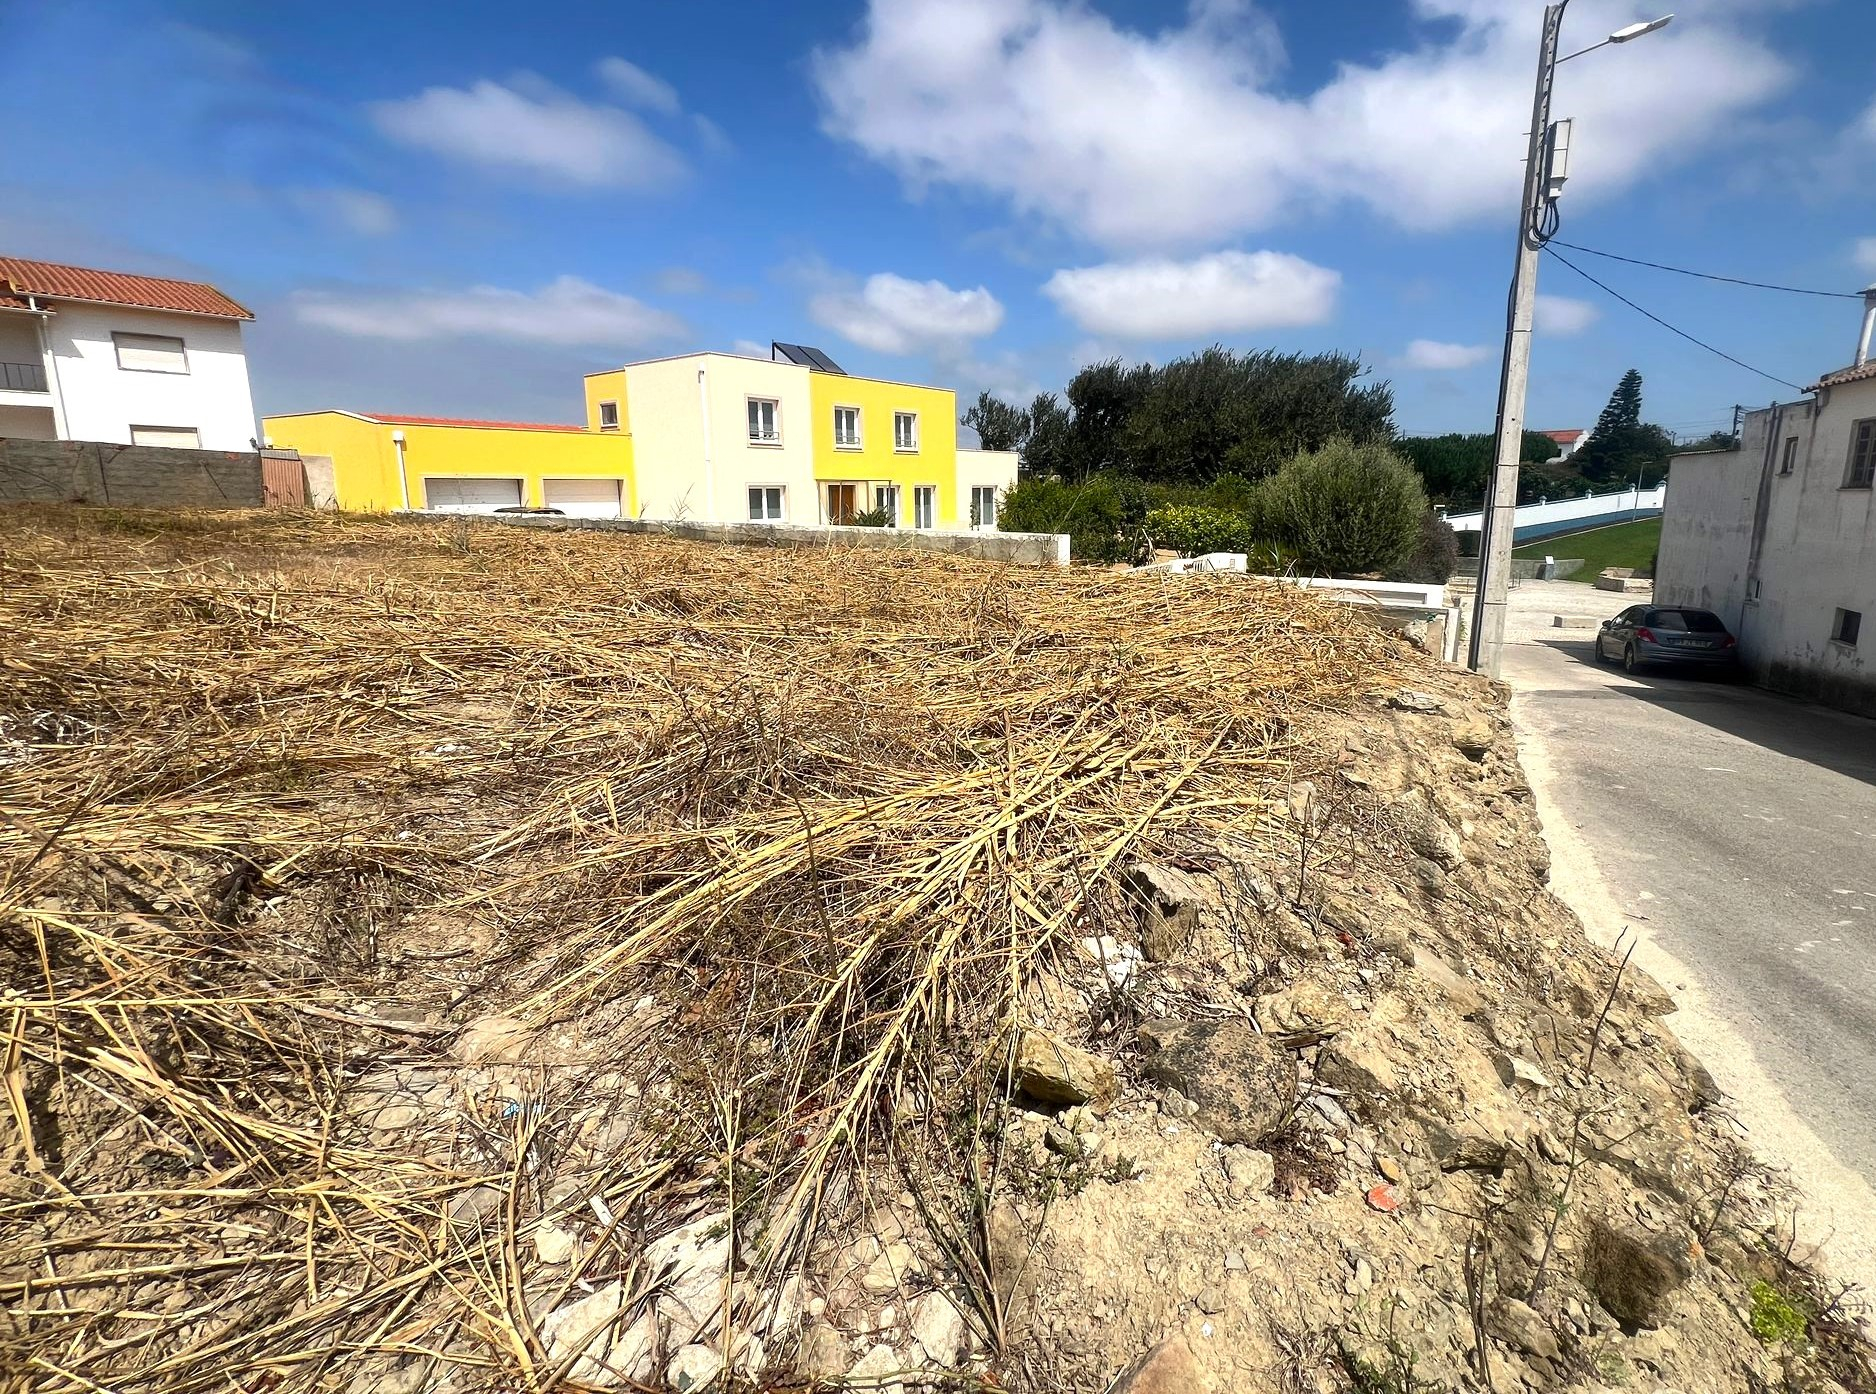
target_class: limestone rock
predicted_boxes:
[794,1318,850,1380]
[1395,795,1463,870]
[1007,1029,1117,1110]
[909,1290,968,1366]
[1139,1019,1295,1145]
[1111,1338,1211,1394]
[666,1343,723,1392]
[1488,1297,1561,1361]
[1126,861,1210,962]
[445,1186,502,1226]
[848,1343,906,1394]
[533,1221,579,1264]
[1253,980,1349,1045]
[452,1014,533,1065]
[1453,719,1496,759]
[647,1211,732,1345]
[1388,689,1445,713]
[1582,1220,1691,1333]
[538,1283,658,1387]
[1415,953,1485,1020]
[1621,965,1679,1018]
[861,1240,918,1295]
[1224,1146,1276,1201]
[1316,996,1413,1107]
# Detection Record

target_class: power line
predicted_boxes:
[1548,240,1863,300]
[1542,247,1807,392]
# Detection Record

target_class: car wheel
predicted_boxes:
[1594,636,1611,664]
[1623,644,1643,675]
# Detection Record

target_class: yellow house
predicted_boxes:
[583,343,1017,529]
[261,409,634,516]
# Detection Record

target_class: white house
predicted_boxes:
[1655,291,1876,717]
[0,256,258,450]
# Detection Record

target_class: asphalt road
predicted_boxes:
[1500,581,1876,1285]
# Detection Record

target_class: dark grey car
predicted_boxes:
[1596,605,1740,675]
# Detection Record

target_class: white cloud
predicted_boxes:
[1535,294,1601,337]
[286,187,398,236]
[813,0,1791,248]
[370,78,687,188]
[293,276,686,347]
[809,272,1004,355]
[1401,339,1491,371]
[1855,237,1876,274]
[1041,250,1338,339]
[731,338,770,359]
[598,57,680,114]
[655,266,711,295]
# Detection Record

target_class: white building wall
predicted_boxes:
[956,448,1021,525]
[44,302,257,450]
[1657,386,1876,716]
[624,353,815,523]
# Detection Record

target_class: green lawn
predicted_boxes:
[1512,516,1661,580]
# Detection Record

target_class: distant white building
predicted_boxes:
[1655,291,1876,717]
[1540,427,1587,459]
[0,255,258,450]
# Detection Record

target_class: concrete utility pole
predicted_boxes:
[1468,5,1566,676]
[1467,5,1672,675]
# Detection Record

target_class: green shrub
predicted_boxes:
[1259,439,1429,576]
[849,507,892,528]
[1747,1281,1808,1345]
[998,473,1148,563]
[1385,512,1460,585]
[1144,504,1256,557]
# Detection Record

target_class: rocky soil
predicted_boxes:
[2,508,1870,1394]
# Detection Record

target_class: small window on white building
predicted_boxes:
[912,485,935,529]
[129,425,200,448]
[1847,418,1876,489]
[874,484,899,524]
[1779,436,1798,475]
[598,400,620,430]
[748,397,780,443]
[1832,608,1862,647]
[115,332,188,374]
[969,486,998,528]
[894,411,918,452]
[748,485,785,522]
[834,406,861,448]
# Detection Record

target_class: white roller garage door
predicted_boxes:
[543,477,622,519]
[423,478,521,513]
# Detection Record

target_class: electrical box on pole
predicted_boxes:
[1543,118,1573,200]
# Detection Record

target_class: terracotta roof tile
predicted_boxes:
[1808,360,1876,392]
[1541,429,1585,443]
[368,413,587,433]
[0,255,251,319]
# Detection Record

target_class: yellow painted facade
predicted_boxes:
[261,411,634,515]
[582,371,627,436]
[807,372,960,525]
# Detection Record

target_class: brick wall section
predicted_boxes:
[408,510,1072,566]
[0,438,265,507]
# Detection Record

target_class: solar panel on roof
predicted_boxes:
[771,341,846,374]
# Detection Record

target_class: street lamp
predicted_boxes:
[1466,6,1673,676]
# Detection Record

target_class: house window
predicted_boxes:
[129,425,200,448]
[1847,418,1876,488]
[748,485,784,522]
[1780,436,1798,475]
[894,411,918,452]
[1832,608,1862,647]
[970,485,998,528]
[834,406,861,449]
[114,332,188,374]
[748,397,780,444]
[874,485,899,525]
[912,485,935,529]
[826,482,859,524]
[598,400,620,431]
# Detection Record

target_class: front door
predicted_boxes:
[827,483,858,524]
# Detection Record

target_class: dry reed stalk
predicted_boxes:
[0,505,1417,1391]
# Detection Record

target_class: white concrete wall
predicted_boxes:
[1655,444,1760,630]
[1658,389,1876,715]
[625,353,815,523]
[44,302,257,450]
[1443,482,1665,534]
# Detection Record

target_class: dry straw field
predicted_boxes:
[0,508,1415,1391]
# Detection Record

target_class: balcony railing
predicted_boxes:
[1,361,48,392]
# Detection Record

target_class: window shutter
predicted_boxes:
[115,333,188,373]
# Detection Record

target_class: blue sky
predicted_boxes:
[6,0,1876,439]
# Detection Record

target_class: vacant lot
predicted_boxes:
[1513,514,1662,577]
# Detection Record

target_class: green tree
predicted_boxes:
[1064,357,1152,476]
[961,391,1031,453]
[1573,370,1675,488]
[1677,429,1740,453]
[1393,431,1562,504]
[1021,392,1074,479]
[1258,439,1429,576]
